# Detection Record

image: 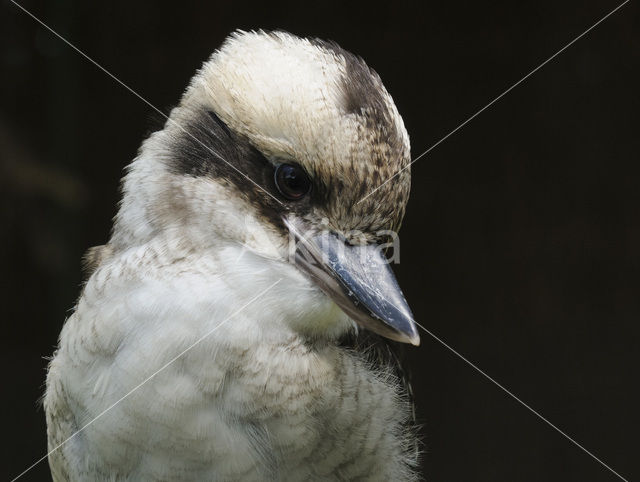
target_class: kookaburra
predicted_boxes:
[45,30,420,481]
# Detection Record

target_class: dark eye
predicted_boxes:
[274,163,311,201]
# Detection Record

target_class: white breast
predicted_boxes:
[45,236,418,481]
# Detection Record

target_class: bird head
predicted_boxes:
[113,30,419,346]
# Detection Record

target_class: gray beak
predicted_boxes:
[288,224,420,346]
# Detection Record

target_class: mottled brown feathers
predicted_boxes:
[82,244,113,277]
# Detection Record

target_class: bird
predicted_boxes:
[45,30,420,481]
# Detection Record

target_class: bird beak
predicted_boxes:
[287,221,420,346]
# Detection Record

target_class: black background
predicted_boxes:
[2,1,639,480]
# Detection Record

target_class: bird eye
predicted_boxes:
[274,163,311,201]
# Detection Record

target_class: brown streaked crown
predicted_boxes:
[165,30,411,239]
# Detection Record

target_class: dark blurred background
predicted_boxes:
[2,0,639,480]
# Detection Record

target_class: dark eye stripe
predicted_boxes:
[167,109,317,232]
